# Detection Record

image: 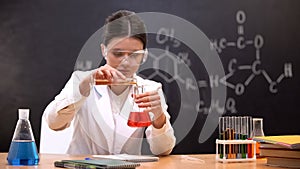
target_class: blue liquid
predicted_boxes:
[7,141,39,165]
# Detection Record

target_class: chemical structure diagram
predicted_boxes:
[209,10,293,95]
[204,10,293,114]
[142,10,293,115]
[143,28,192,85]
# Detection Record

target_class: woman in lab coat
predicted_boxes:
[43,10,176,155]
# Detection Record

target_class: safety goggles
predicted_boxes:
[104,48,148,65]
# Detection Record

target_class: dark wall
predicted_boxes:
[0,0,299,154]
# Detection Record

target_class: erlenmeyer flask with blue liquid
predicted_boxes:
[7,109,39,165]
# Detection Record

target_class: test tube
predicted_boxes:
[230,116,236,159]
[247,116,253,158]
[218,117,224,158]
[224,116,229,159]
[241,116,247,158]
[229,116,234,159]
[248,116,253,138]
[234,116,240,159]
[94,78,137,85]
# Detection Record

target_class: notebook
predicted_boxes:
[93,154,159,162]
[259,148,300,158]
[54,159,140,169]
[253,135,300,149]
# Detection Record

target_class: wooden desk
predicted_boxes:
[0,153,284,169]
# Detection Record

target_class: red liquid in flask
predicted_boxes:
[127,111,151,127]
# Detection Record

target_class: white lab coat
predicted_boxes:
[43,70,176,155]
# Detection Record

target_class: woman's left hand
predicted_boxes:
[134,89,166,128]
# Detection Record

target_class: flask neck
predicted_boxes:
[18,109,30,120]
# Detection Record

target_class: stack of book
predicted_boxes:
[254,135,300,168]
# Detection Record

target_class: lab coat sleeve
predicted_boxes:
[145,88,176,155]
[43,71,89,130]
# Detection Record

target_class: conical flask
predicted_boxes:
[251,118,265,158]
[7,109,39,165]
[251,118,265,137]
[127,85,151,127]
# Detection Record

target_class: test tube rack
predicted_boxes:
[216,139,256,163]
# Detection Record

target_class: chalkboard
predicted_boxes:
[0,0,299,154]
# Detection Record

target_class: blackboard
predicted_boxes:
[0,0,299,154]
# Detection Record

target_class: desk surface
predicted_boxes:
[0,153,284,169]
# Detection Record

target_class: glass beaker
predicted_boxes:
[127,85,152,127]
[7,109,39,165]
[251,118,265,157]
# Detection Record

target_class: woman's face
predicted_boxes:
[102,37,144,78]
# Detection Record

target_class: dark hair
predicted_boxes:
[103,10,147,49]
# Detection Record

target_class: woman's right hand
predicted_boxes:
[93,64,126,83]
[79,65,126,97]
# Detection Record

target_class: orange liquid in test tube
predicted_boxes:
[95,79,137,85]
